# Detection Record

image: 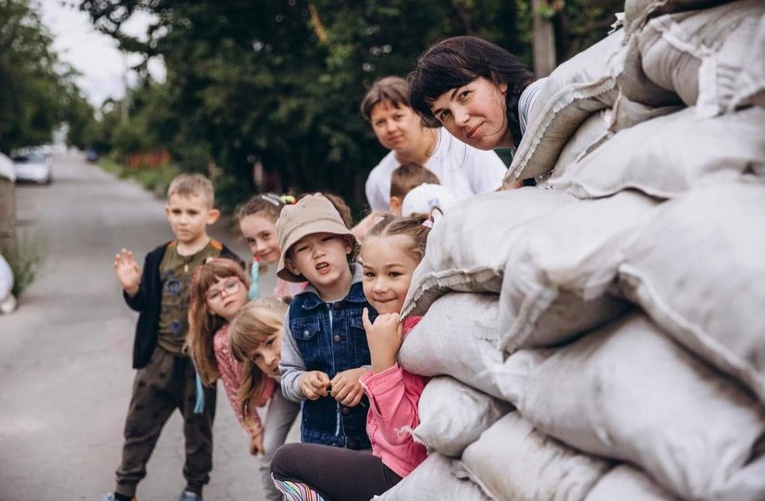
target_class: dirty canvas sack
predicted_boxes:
[636,0,765,117]
[619,183,765,403]
[546,106,765,199]
[497,191,657,355]
[624,0,737,35]
[585,465,675,501]
[399,293,507,399]
[373,453,492,501]
[411,376,513,458]
[503,30,626,183]
[460,412,610,501]
[495,312,765,499]
[713,451,765,501]
[729,9,765,110]
[402,188,574,317]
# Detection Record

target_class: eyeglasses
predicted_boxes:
[206,279,241,302]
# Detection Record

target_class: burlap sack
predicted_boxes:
[635,0,765,116]
[624,0,735,35]
[411,376,512,458]
[585,465,676,501]
[372,453,492,501]
[399,293,506,399]
[546,106,765,199]
[460,412,610,501]
[402,189,574,317]
[619,183,765,403]
[729,9,765,110]
[494,312,765,499]
[497,191,657,355]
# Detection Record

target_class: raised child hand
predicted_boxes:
[299,370,330,400]
[114,248,141,297]
[330,367,367,407]
[362,307,403,374]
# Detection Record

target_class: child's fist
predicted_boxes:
[299,370,330,400]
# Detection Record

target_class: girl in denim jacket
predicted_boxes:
[271,212,432,501]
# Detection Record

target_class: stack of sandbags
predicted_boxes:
[379,1,765,499]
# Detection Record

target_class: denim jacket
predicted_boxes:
[279,264,377,449]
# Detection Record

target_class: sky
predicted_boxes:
[38,0,165,107]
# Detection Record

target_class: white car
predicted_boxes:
[13,150,52,184]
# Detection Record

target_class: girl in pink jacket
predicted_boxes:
[270,213,432,501]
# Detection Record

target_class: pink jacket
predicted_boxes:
[214,325,275,439]
[359,317,429,478]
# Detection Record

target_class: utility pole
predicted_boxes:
[532,0,557,77]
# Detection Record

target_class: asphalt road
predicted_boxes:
[0,152,296,500]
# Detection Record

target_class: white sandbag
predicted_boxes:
[729,9,765,110]
[713,451,765,501]
[373,453,492,501]
[619,183,765,403]
[0,254,13,301]
[636,1,765,117]
[547,106,765,200]
[412,377,512,458]
[460,412,610,501]
[503,30,626,183]
[399,293,507,399]
[585,465,676,501]
[494,312,765,499]
[624,0,735,35]
[402,188,574,317]
[498,191,657,355]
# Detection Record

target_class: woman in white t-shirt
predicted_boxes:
[360,76,507,212]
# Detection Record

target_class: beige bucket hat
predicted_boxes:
[276,193,355,282]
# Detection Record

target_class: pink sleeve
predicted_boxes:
[214,327,264,439]
[360,364,428,445]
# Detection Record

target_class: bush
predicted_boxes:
[6,228,46,298]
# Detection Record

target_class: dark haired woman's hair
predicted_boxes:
[408,36,536,146]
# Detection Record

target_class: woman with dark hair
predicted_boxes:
[408,36,544,152]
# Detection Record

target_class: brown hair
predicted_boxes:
[228,297,290,430]
[363,212,432,264]
[390,163,441,199]
[237,193,287,225]
[360,76,411,122]
[187,259,250,385]
[167,173,215,208]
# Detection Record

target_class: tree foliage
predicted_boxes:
[0,0,95,153]
[80,0,622,212]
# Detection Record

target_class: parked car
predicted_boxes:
[13,150,52,184]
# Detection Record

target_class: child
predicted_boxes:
[188,262,300,501]
[106,173,243,501]
[270,213,432,501]
[228,297,301,501]
[275,193,375,451]
[237,193,303,300]
[389,162,440,216]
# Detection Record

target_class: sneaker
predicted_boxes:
[178,491,203,501]
[101,494,137,501]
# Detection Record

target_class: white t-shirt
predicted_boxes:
[364,129,508,211]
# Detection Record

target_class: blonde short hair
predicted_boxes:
[167,173,215,208]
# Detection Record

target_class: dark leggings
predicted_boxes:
[271,443,403,501]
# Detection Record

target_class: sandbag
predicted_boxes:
[503,30,625,183]
[402,188,574,317]
[624,0,735,35]
[729,9,765,110]
[585,465,676,501]
[497,191,657,355]
[713,451,765,501]
[636,0,765,116]
[619,183,765,403]
[373,453,492,501]
[546,106,765,199]
[494,312,765,499]
[412,377,512,458]
[399,293,506,399]
[460,412,610,501]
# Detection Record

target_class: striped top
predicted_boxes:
[518,78,547,137]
